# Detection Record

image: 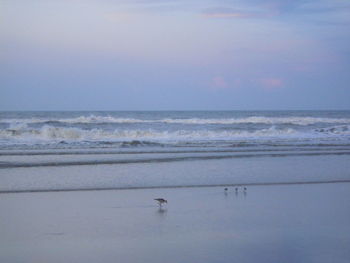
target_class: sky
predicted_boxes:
[1,0,350,110]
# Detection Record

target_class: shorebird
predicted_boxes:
[154,198,167,207]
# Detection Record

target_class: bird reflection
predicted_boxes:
[155,207,167,219]
[157,207,167,214]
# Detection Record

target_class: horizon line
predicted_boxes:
[1,109,350,112]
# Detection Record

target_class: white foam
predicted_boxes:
[161,117,350,125]
[2,115,350,125]
[0,125,314,144]
[1,123,350,147]
[63,116,148,124]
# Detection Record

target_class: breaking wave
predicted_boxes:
[1,124,350,147]
[1,112,350,150]
[0,125,299,142]
[2,115,350,125]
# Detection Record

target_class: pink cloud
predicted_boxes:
[258,78,284,90]
[201,7,265,19]
[210,76,229,90]
[202,12,251,19]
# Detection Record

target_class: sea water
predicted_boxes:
[1,111,350,192]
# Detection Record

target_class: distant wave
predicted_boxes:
[2,115,350,125]
[160,117,350,125]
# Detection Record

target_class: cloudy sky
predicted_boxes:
[1,0,350,110]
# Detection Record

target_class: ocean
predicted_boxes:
[1,110,350,192]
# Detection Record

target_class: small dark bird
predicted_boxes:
[235,187,238,192]
[154,198,167,207]
[244,187,247,191]
[224,188,228,191]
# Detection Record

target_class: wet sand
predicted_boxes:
[1,183,350,263]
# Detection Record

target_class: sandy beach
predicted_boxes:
[1,182,349,263]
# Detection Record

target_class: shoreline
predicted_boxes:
[1,179,350,194]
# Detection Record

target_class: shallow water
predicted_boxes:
[1,112,349,262]
[1,183,349,263]
[1,154,350,192]
[1,111,350,192]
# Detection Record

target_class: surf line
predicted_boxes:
[1,151,350,169]
[1,179,350,194]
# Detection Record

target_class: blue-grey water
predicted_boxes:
[1,110,350,150]
[2,112,349,263]
[1,111,350,192]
